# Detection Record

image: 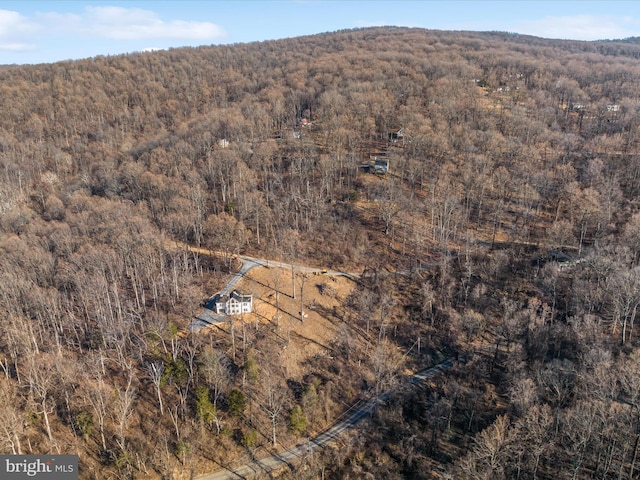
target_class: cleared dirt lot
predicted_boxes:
[204,264,359,380]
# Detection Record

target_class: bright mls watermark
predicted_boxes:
[0,455,78,480]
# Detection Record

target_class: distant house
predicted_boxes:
[373,157,390,174]
[362,156,390,174]
[388,128,404,144]
[218,139,230,148]
[607,104,620,112]
[550,251,584,271]
[214,290,253,315]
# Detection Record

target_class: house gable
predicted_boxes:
[214,290,252,315]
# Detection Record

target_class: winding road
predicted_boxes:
[179,243,453,478]
[196,357,455,480]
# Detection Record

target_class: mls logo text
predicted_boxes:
[0,455,78,479]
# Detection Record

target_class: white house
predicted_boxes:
[388,127,404,143]
[215,290,253,315]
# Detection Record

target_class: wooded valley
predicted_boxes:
[2,26,640,479]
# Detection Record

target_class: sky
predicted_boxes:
[1,1,640,65]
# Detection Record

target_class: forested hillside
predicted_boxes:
[2,26,640,479]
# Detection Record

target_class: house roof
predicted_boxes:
[217,290,252,304]
[550,250,572,263]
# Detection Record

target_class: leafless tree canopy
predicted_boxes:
[2,26,640,478]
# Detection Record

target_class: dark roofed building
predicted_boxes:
[373,157,389,174]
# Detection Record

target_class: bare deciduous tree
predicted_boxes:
[199,345,230,408]
[112,372,136,452]
[146,360,165,415]
[259,365,287,448]
[0,380,24,454]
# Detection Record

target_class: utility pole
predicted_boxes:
[291,265,296,299]
[299,273,308,321]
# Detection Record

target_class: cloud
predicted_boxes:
[74,6,227,41]
[0,42,36,51]
[517,14,640,41]
[5,5,226,46]
[0,9,38,34]
[0,9,39,51]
